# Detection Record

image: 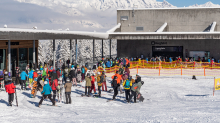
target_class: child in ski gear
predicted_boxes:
[20,71,28,90]
[112,76,119,100]
[5,77,16,106]
[101,71,107,91]
[128,81,144,103]
[31,78,38,98]
[39,80,55,107]
[123,75,132,101]
[33,72,44,98]
[97,72,102,97]
[64,78,72,104]
[85,73,92,96]
[90,73,96,93]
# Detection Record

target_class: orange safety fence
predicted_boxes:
[97,60,220,77]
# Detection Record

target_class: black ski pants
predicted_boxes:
[39,94,55,105]
[113,87,118,99]
[128,90,136,103]
[85,86,91,95]
[65,92,71,104]
[98,86,101,97]
[52,90,57,102]
[21,80,26,90]
[8,93,14,104]
[125,89,130,101]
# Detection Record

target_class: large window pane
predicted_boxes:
[19,48,27,71]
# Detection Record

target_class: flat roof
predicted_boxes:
[117,7,220,11]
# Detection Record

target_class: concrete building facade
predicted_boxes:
[113,7,220,60]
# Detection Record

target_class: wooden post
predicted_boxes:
[204,67,206,77]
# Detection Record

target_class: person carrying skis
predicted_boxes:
[101,71,107,91]
[38,80,55,107]
[123,75,132,101]
[112,76,119,100]
[128,81,144,103]
[85,73,92,96]
[90,73,96,94]
[64,78,72,104]
[5,73,16,106]
[20,70,28,90]
[97,72,102,97]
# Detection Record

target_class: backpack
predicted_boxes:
[100,75,104,83]
[77,70,81,74]
[124,80,130,88]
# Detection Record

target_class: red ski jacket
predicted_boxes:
[33,72,38,78]
[91,76,95,84]
[5,82,16,94]
[51,79,58,90]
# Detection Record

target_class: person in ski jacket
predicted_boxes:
[119,65,124,75]
[64,78,72,104]
[128,81,144,103]
[39,81,55,107]
[123,76,132,101]
[124,66,130,77]
[97,72,102,97]
[28,69,34,85]
[101,71,107,91]
[5,77,16,106]
[81,66,85,81]
[0,70,4,88]
[69,68,77,86]
[56,69,61,78]
[20,71,28,90]
[111,71,121,84]
[135,74,141,83]
[90,73,96,93]
[106,60,111,68]
[76,67,82,83]
[112,76,119,100]
[85,73,92,96]
[51,79,58,102]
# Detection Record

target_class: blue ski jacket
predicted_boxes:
[20,71,28,80]
[41,83,52,95]
[28,70,34,79]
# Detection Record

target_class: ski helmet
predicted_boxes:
[141,81,144,85]
[66,78,70,82]
[97,72,100,75]
[44,81,48,85]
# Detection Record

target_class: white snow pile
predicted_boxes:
[0,76,220,122]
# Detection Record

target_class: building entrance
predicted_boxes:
[152,46,183,59]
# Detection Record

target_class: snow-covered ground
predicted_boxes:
[0,75,220,122]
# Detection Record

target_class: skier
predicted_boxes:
[28,69,34,88]
[90,73,96,94]
[33,72,44,98]
[5,77,16,106]
[85,73,92,96]
[20,70,28,90]
[38,80,56,107]
[64,78,72,104]
[97,72,102,97]
[111,71,123,94]
[101,71,107,91]
[123,75,132,101]
[128,81,144,103]
[112,76,119,100]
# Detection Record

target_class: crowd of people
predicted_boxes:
[0,58,145,107]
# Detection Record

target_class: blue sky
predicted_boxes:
[158,0,220,7]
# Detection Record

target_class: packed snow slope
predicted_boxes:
[0,76,220,122]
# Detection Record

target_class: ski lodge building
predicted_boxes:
[1,7,220,75]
